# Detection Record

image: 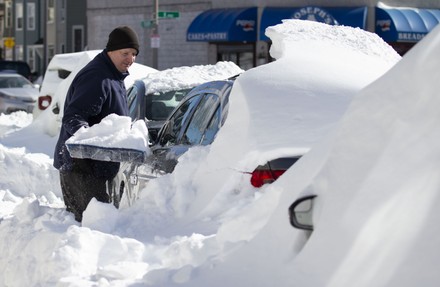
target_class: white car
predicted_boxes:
[33,50,101,119]
[0,72,39,114]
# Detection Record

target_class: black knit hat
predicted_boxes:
[106,26,140,55]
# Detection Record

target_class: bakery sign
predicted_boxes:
[377,19,425,42]
[291,6,338,25]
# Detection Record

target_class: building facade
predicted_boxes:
[0,0,87,77]
[86,0,440,71]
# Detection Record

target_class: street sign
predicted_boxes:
[158,11,180,19]
[4,37,15,48]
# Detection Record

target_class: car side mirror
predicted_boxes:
[288,195,317,230]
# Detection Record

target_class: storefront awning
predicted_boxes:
[187,7,257,42]
[375,7,440,42]
[260,6,367,41]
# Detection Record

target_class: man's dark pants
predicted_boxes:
[59,159,110,222]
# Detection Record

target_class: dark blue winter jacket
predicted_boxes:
[53,49,129,179]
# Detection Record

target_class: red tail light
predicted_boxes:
[250,169,286,188]
[38,95,52,110]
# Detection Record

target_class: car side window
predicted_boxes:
[159,95,202,146]
[181,93,219,145]
[201,105,221,145]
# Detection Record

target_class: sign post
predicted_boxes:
[152,0,159,69]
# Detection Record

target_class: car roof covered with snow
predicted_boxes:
[139,61,243,95]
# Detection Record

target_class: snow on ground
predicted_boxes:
[7,18,440,287]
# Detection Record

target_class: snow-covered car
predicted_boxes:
[0,72,39,114]
[126,61,243,142]
[288,19,437,233]
[121,19,400,210]
[32,50,157,136]
[113,62,243,206]
[121,19,399,206]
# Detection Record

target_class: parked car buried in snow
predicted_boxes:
[125,61,243,143]
[0,72,39,114]
[32,50,101,119]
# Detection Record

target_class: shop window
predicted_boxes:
[389,42,416,56]
[217,44,255,70]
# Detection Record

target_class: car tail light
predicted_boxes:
[250,168,286,188]
[38,95,52,110]
[249,157,302,188]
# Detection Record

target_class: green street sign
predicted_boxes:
[158,11,180,19]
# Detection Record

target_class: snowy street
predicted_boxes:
[2,19,440,287]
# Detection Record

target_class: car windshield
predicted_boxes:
[145,88,192,121]
[0,75,33,88]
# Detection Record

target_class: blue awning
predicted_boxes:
[187,7,257,42]
[260,6,367,41]
[375,7,440,42]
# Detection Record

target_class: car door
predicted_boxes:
[151,92,221,173]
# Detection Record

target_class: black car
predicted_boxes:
[110,79,236,206]
[109,77,302,207]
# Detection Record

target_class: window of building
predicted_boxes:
[61,0,65,22]
[16,3,23,31]
[15,45,23,60]
[47,45,55,63]
[73,26,84,52]
[47,0,55,23]
[27,47,35,72]
[27,3,35,30]
[5,2,12,29]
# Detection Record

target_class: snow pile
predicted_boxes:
[143,61,244,94]
[0,111,33,137]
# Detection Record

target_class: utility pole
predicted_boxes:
[152,0,159,69]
